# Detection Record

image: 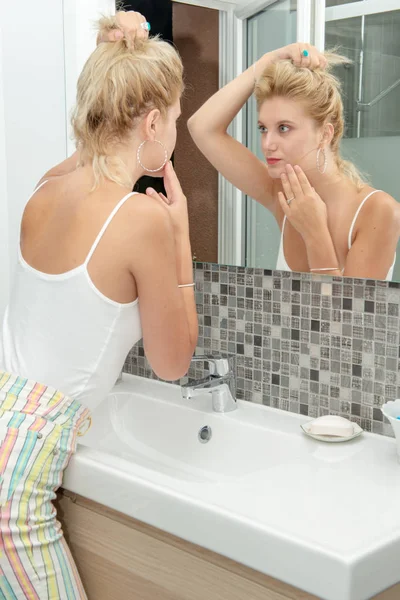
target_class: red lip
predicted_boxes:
[267,158,282,165]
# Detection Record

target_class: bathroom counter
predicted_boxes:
[62,374,400,600]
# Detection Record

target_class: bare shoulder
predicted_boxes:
[358,188,400,233]
[124,192,170,224]
[122,192,173,242]
[360,188,400,216]
[363,188,398,208]
[22,178,56,224]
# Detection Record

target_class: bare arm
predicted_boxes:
[298,193,400,279]
[174,233,198,353]
[303,229,342,276]
[188,43,327,212]
[187,59,275,209]
[278,164,342,276]
[343,194,400,279]
[130,197,198,381]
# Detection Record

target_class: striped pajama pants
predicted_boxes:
[0,371,90,599]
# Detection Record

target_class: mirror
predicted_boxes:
[62,1,400,282]
[172,0,400,282]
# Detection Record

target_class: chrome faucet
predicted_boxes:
[181,354,237,413]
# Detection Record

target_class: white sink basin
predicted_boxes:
[63,374,400,600]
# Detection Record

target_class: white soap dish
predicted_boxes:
[301,415,363,443]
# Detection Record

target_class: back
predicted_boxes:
[0,177,142,411]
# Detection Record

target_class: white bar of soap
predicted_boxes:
[308,415,354,437]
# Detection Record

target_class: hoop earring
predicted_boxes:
[137,140,168,173]
[316,147,328,174]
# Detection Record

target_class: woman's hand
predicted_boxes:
[146,162,190,237]
[272,43,327,69]
[278,164,328,241]
[255,43,327,79]
[97,11,150,44]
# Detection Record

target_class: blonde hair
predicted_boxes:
[255,52,366,190]
[72,15,184,188]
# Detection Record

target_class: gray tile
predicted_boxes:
[125,263,399,438]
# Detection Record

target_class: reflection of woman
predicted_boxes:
[0,11,197,598]
[189,43,400,280]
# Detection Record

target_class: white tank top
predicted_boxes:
[0,181,142,411]
[276,190,396,280]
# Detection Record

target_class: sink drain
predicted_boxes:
[198,425,212,444]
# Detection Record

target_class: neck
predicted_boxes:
[302,154,355,204]
[80,140,147,191]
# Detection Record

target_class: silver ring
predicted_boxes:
[140,21,151,31]
[287,196,295,206]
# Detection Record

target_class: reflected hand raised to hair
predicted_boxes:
[278,164,328,241]
[97,11,149,45]
[271,43,327,70]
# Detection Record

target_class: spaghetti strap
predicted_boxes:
[282,215,287,235]
[84,191,138,266]
[347,190,382,250]
[31,179,49,195]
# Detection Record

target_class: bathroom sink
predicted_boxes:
[64,373,400,600]
[78,376,305,482]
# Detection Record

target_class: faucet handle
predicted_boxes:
[191,354,235,377]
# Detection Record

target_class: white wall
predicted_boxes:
[64,0,115,154]
[0,0,115,320]
[0,27,10,318]
[0,0,67,318]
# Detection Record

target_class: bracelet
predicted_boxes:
[178,283,195,288]
[310,267,339,272]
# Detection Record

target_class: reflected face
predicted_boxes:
[258,97,322,178]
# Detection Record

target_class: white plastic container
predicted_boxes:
[381,399,400,460]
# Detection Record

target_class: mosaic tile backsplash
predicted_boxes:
[123,263,400,437]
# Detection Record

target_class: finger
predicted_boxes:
[112,29,124,41]
[280,171,295,201]
[146,187,157,197]
[159,192,171,205]
[308,48,321,71]
[133,20,148,39]
[98,30,118,43]
[285,164,303,197]
[303,45,320,70]
[146,188,171,211]
[310,47,327,70]
[163,161,183,199]
[146,187,163,203]
[293,165,313,195]
[292,44,303,67]
[117,11,147,41]
[116,10,139,27]
[134,13,149,39]
[299,44,311,69]
[278,192,290,218]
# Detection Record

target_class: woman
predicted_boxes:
[188,43,400,280]
[0,11,197,598]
